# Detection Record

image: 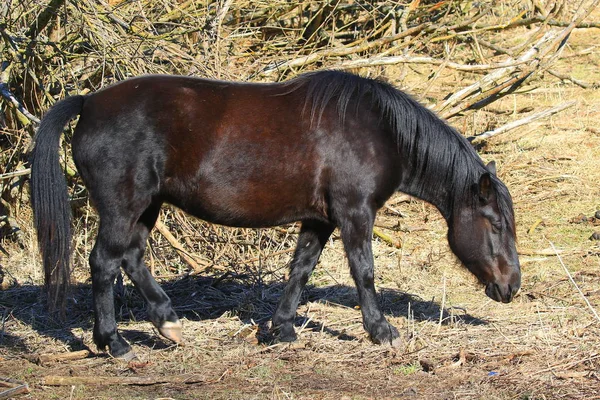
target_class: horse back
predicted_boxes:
[72,75,399,228]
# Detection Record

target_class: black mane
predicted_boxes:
[290,70,515,233]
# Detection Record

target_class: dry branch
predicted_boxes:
[41,374,205,386]
[334,55,530,72]
[154,219,211,274]
[0,169,31,181]
[436,30,559,117]
[29,350,90,365]
[469,100,576,143]
[436,0,600,118]
[0,378,29,400]
[546,69,595,88]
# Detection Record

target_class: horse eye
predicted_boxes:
[491,222,501,234]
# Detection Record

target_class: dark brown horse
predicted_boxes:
[31,71,520,359]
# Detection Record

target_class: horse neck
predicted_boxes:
[394,140,480,222]
[397,170,452,221]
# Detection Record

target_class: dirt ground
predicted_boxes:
[2,15,600,400]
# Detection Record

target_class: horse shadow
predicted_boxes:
[0,272,488,355]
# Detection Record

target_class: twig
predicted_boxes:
[434,348,466,372]
[546,69,594,88]
[96,0,130,32]
[498,15,600,30]
[154,220,211,274]
[372,227,401,248]
[469,100,576,143]
[548,240,600,324]
[41,374,205,386]
[0,168,31,181]
[207,0,234,41]
[334,55,529,72]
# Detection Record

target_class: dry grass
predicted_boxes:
[2,1,600,399]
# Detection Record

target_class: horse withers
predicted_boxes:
[31,71,520,359]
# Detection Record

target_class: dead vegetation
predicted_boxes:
[1,1,600,399]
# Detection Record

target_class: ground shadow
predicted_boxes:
[0,272,487,354]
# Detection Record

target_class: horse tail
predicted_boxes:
[30,95,86,316]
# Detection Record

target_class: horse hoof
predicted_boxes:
[390,337,403,348]
[115,350,138,362]
[157,320,183,344]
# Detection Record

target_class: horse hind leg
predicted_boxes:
[121,201,182,344]
[89,216,138,359]
[272,220,334,342]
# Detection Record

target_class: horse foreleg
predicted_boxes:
[338,206,400,346]
[271,220,334,342]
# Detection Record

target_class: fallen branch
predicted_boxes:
[518,248,565,256]
[0,378,29,400]
[546,69,595,89]
[437,30,557,117]
[29,350,90,365]
[534,353,600,375]
[41,374,205,386]
[499,15,600,30]
[469,100,576,143]
[154,219,211,274]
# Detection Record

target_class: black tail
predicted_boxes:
[30,95,85,317]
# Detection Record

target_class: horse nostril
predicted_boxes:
[503,284,514,303]
[486,282,501,302]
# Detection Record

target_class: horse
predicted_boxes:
[31,70,520,359]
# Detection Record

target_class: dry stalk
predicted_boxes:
[548,240,600,324]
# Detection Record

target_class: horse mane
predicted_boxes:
[286,70,515,234]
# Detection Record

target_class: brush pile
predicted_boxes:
[0,0,598,279]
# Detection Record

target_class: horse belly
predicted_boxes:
[163,161,327,228]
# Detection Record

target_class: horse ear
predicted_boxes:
[478,172,494,203]
[486,161,497,175]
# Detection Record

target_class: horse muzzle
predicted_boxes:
[485,272,521,303]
